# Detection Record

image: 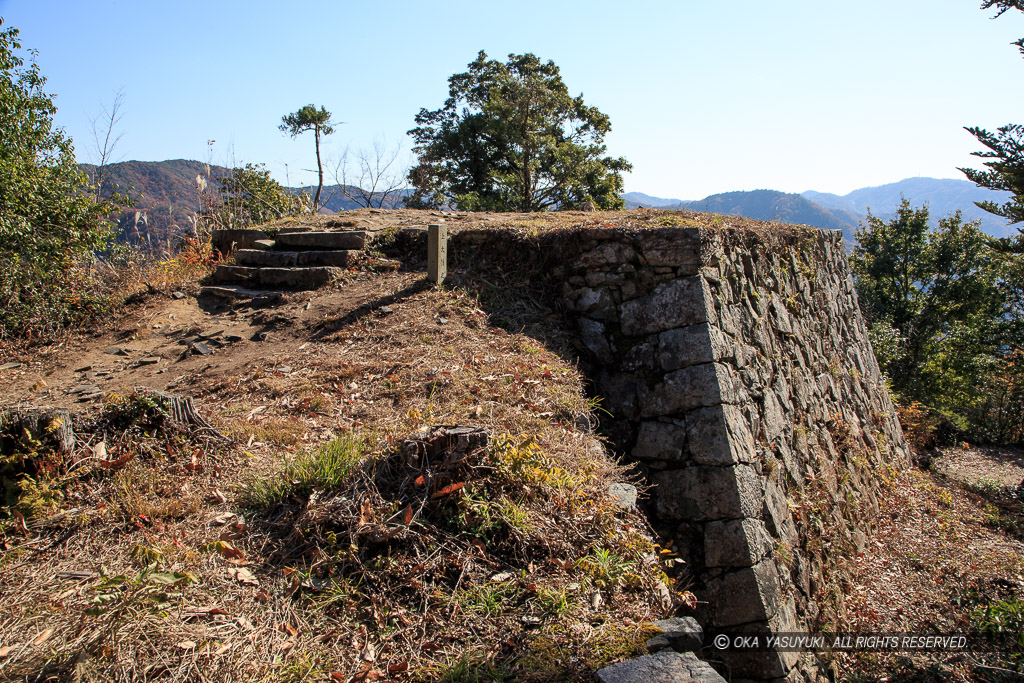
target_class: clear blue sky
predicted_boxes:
[1,0,1022,199]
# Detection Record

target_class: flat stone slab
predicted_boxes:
[235,249,360,268]
[257,266,343,289]
[596,651,724,683]
[274,230,366,250]
[198,286,283,303]
[251,239,276,251]
[209,265,258,286]
[647,617,704,653]
[211,228,271,254]
[209,265,342,289]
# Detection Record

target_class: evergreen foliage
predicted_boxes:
[852,200,1024,442]
[0,21,124,340]
[279,104,334,210]
[961,2,1024,234]
[407,51,631,212]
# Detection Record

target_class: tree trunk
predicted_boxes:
[314,127,324,210]
[1,407,75,455]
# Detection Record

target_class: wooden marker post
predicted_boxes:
[428,223,447,284]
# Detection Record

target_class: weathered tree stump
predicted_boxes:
[134,386,230,442]
[401,425,489,469]
[0,407,75,455]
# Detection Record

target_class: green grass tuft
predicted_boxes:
[241,433,368,508]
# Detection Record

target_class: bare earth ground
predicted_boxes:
[0,264,675,682]
[2,209,1023,681]
[837,447,1024,681]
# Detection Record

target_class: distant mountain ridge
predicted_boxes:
[627,177,1017,241]
[80,159,403,247]
[86,161,1019,249]
[801,178,1015,238]
[678,190,863,245]
[621,191,684,209]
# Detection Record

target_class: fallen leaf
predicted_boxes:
[246,405,267,421]
[228,567,258,586]
[91,441,107,459]
[11,510,28,534]
[430,481,466,499]
[218,542,245,561]
[388,661,410,675]
[210,488,227,504]
[359,500,375,526]
[176,640,196,650]
[679,590,698,610]
[184,451,202,472]
[30,628,54,646]
[99,451,135,469]
[282,623,299,637]
[403,504,413,525]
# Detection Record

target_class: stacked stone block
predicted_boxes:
[450,223,909,681]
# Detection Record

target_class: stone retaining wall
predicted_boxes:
[445,223,910,680]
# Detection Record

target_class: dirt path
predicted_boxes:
[838,446,1024,680]
[1,270,420,415]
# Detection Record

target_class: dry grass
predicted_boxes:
[0,253,680,681]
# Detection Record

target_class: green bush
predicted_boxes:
[0,21,125,341]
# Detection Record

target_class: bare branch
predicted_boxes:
[331,136,409,209]
[89,88,126,200]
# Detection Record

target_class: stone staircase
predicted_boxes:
[201,226,380,300]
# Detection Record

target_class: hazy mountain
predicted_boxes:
[802,178,1016,238]
[79,160,407,249]
[86,161,1020,252]
[672,190,862,245]
[630,177,1018,241]
[290,184,410,213]
[623,191,685,209]
[80,159,230,250]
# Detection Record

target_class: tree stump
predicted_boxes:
[0,407,75,455]
[134,387,230,442]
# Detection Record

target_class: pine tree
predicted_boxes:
[407,51,631,212]
[960,2,1024,230]
[280,105,335,210]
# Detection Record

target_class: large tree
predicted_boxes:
[959,1,1024,230]
[407,51,631,212]
[852,200,1021,439]
[0,21,122,339]
[279,104,335,210]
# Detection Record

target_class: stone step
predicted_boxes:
[252,239,276,251]
[274,230,367,250]
[235,249,360,268]
[209,265,343,289]
[211,228,271,254]
[199,285,284,303]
